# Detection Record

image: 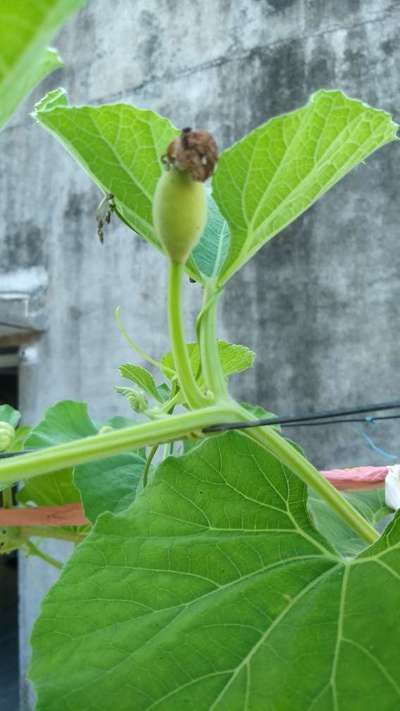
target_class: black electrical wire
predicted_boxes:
[282,413,400,427]
[203,400,400,433]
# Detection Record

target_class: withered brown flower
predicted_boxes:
[164,127,218,182]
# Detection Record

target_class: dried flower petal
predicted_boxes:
[164,128,218,182]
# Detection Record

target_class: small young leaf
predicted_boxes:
[161,340,255,380]
[0,0,86,131]
[119,364,162,402]
[213,90,399,283]
[156,383,171,403]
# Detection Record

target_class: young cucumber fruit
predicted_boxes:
[153,169,207,264]
[153,128,218,264]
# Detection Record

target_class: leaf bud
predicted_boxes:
[115,386,149,414]
[0,422,15,452]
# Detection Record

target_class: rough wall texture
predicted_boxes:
[1,0,399,707]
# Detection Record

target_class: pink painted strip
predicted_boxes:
[321,466,389,491]
[0,503,88,527]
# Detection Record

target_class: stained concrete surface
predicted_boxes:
[1,0,399,707]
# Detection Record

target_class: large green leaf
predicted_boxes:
[0,0,85,130]
[33,88,179,252]
[161,340,255,381]
[30,432,400,710]
[17,469,79,508]
[119,364,163,402]
[17,400,97,507]
[33,90,231,283]
[213,90,399,283]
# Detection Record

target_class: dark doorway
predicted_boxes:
[0,347,19,710]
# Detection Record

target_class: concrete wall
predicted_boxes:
[1,0,399,707]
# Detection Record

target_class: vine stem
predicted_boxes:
[198,282,228,400]
[0,405,237,485]
[115,306,175,378]
[168,261,209,408]
[25,540,63,569]
[232,403,379,545]
[143,445,158,488]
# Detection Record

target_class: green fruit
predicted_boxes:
[153,168,207,264]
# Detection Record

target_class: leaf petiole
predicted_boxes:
[198,282,228,400]
[25,540,63,570]
[233,404,379,545]
[115,306,174,377]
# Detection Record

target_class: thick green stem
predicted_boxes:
[168,261,209,408]
[0,405,236,485]
[234,404,378,545]
[199,283,228,400]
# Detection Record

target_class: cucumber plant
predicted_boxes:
[1,86,399,710]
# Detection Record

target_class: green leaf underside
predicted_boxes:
[213,90,399,284]
[119,364,162,402]
[26,400,98,449]
[188,195,230,280]
[34,88,179,252]
[0,0,85,130]
[34,90,231,283]
[240,402,281,431]
[17,401,145,520]
[17,469,79,507]
[161,340,255,380]
[309,488,391,557]
[31,432,400,710]
[74,453,145,523]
